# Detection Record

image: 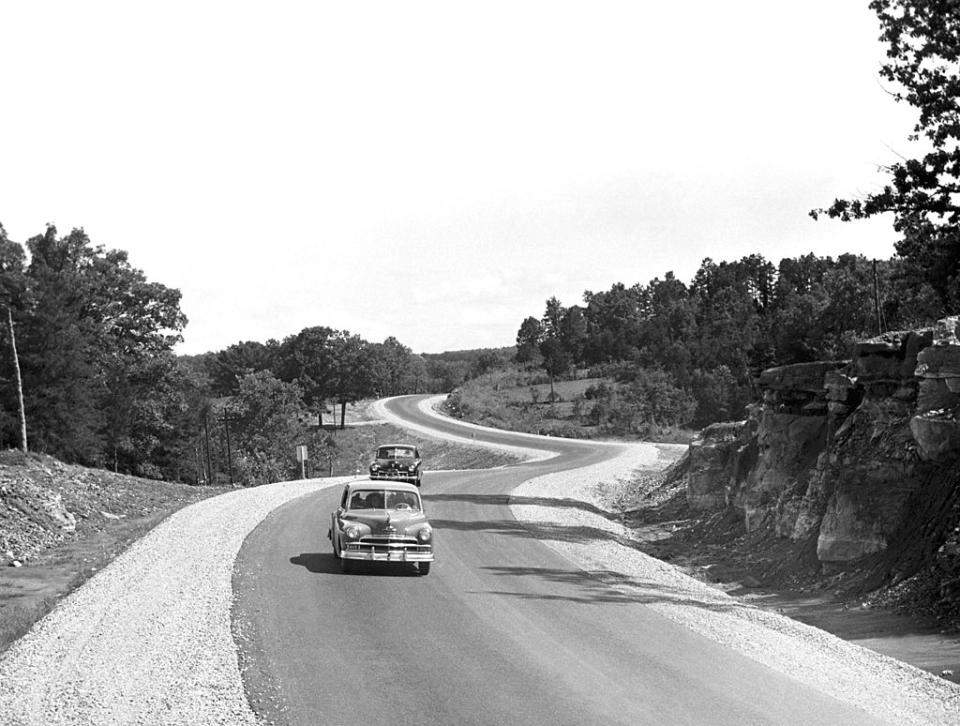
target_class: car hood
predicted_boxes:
[341,510,427,531]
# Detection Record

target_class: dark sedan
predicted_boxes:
[368,443,422,486]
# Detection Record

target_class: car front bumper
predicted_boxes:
[369,470,420,482]
[341,543,434,562]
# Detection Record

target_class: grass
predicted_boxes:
[449,367,697,444]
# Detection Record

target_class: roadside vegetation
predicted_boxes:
[445,250,945,444]
[446,367,698,444]
[0,222,511,487]
[488,252,942,442]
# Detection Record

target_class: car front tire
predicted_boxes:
[418,562,431,576]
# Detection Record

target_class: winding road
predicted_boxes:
[232,395,887,725]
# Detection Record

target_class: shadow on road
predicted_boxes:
[289,552,339,573]
[289,552,421,577]
[424,492,614,519]
[476,564,743,613]
[429,508,646,556]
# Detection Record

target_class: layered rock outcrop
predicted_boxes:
[682,317,960,573]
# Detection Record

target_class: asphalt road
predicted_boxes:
[232,395,884,726]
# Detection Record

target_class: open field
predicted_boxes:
[449,370,697,444]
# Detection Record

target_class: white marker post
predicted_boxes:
[296,444,308,479]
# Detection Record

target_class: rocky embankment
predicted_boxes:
[680,317,960,618]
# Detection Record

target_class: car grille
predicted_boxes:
[346,535,431,554]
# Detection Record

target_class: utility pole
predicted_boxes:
[7,308,26,452]
[203,414,213,484]
[871,259,884,336]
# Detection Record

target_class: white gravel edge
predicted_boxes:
[0,477,350,726]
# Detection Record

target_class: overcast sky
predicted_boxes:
[1,1,917,355]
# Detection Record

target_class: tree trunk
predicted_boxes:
[7,308,27,452]
[340,400,347,429]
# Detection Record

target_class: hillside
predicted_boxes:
[446,368,698,443]
[0,451,229,652]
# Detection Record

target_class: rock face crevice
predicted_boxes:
[680,317,960,586]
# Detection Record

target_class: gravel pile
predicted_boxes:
[0,478,348,726]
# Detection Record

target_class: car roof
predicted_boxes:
[345,479,421,494]
[377,443,417,449]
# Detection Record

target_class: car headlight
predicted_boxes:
[345,526,361,540]
[371,464,379,471]
[417,528,432,543]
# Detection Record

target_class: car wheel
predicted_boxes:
[418,562,431,576]
[340,556,353,574]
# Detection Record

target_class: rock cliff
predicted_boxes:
[681,317,960,610]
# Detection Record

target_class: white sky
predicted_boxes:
[0,1,917,355]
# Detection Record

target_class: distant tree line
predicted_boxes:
[0,223,470,485]
[515,253,942,429]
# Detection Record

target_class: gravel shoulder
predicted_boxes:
[507,447,960,726]
[0,478,348,726]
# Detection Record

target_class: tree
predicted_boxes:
[13,225,187,468]
[230,370,307,485]
[691,256,775,379]
[210,339,280,396]
[368,336,413,396]
[275,327,335,410]
[637,273,697,384]
[582,283,644,363]
[327,331,374,427]
[539,336,569,402]
[541,296,566,339]
[87,247,187,472]
[558,305,588,363]
[515,316,543,364]
[20,227,107,461]
[812,1,960,310]
[423,357,470,392]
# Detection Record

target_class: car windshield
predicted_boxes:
[377,447,416,459]
[347,489,421,511]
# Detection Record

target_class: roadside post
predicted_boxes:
[296,444,308,479]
